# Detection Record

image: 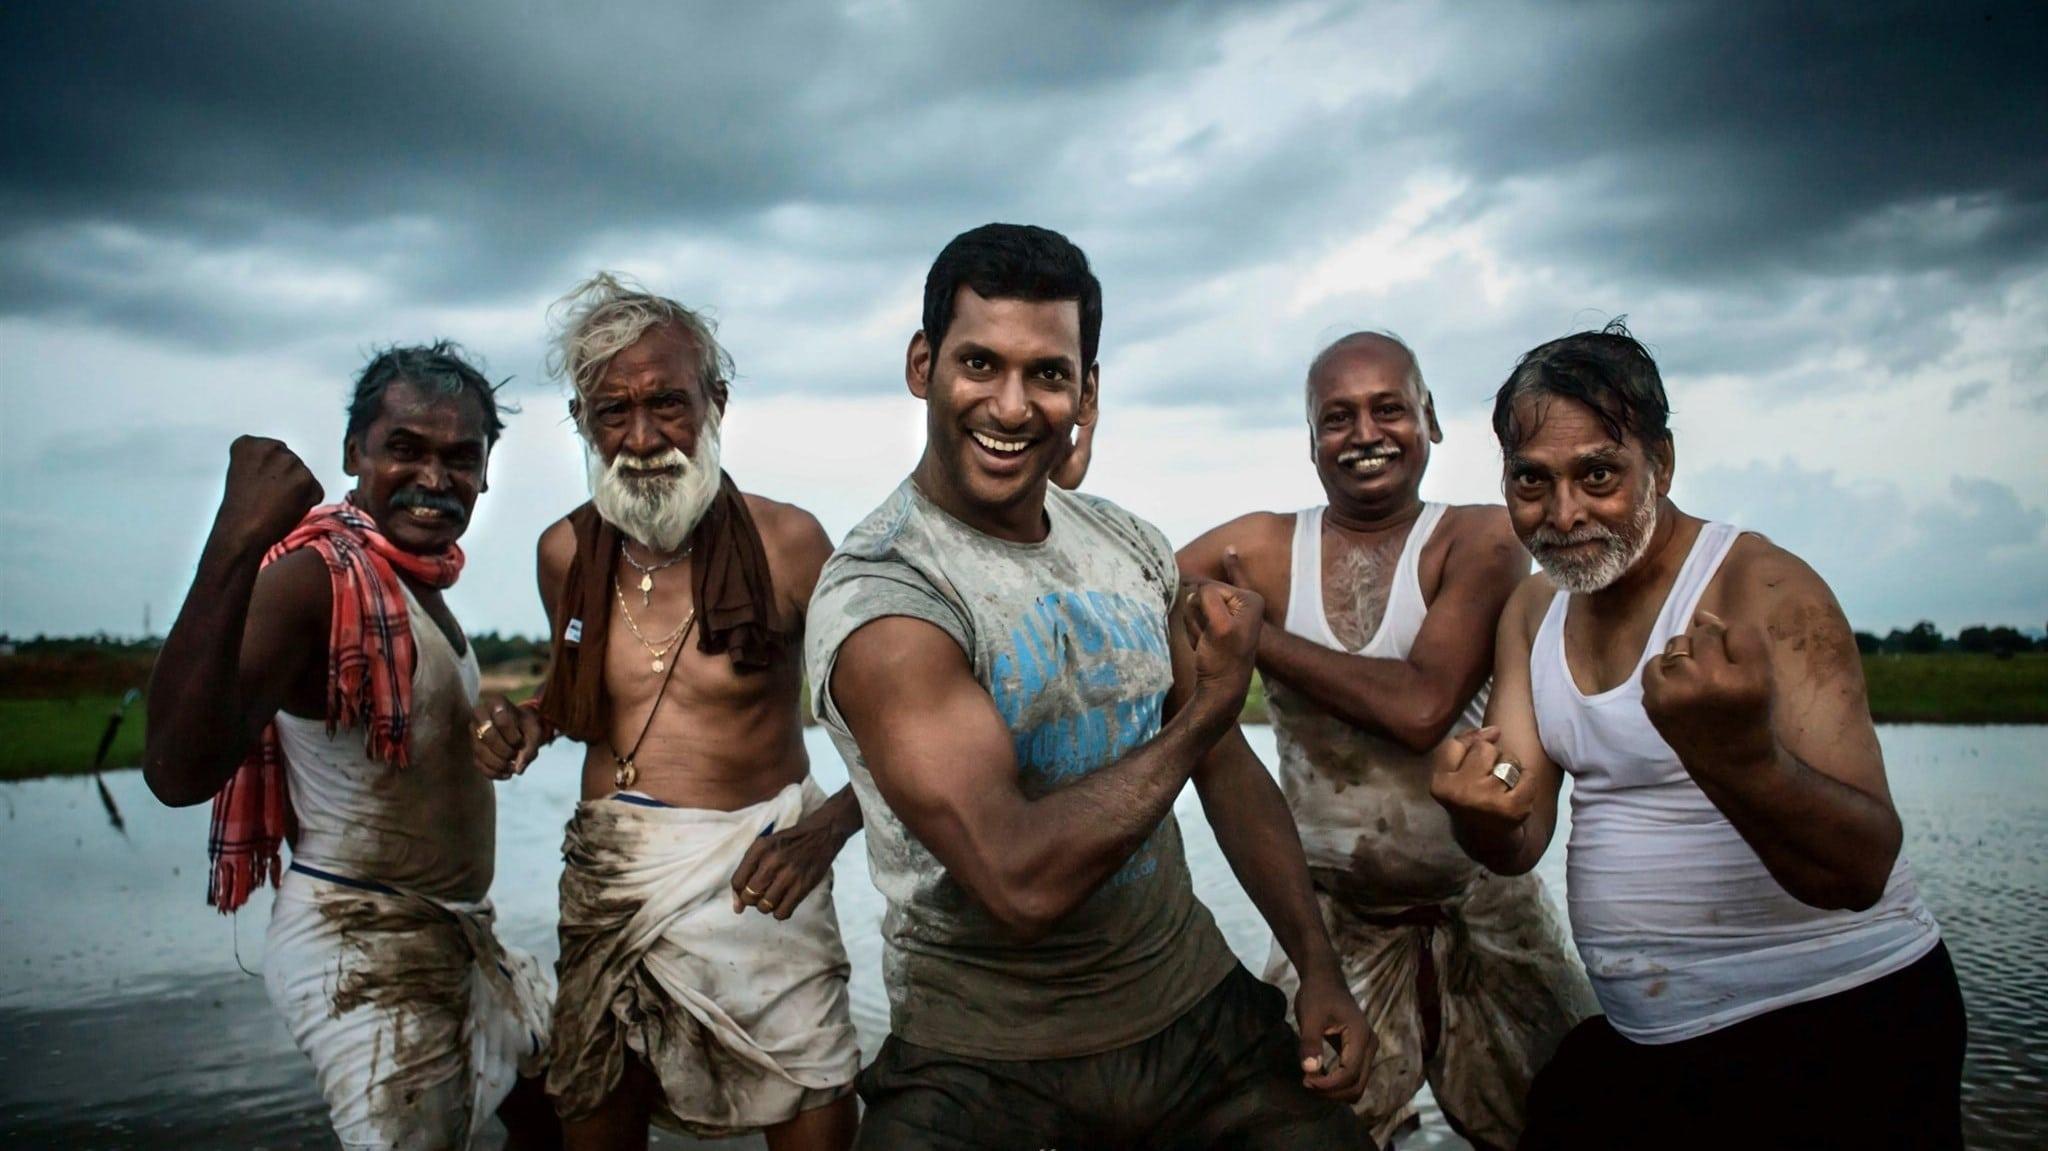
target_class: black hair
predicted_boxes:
[1492,318,1671,455]
[921,223,1103,367]
[344,341,513,448]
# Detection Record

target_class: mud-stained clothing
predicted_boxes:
[265,585,550,1149]
[1264,875,1593,1150]
[1265,503,1592,1148]
[807,479,1238,1060]
[264,866,552,1151]
[854,965,1373,1151]
[548,779,860,1136]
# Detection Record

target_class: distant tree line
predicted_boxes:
[1852,622,2045,656]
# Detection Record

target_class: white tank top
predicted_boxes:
[1267,504,1490,905]
[1530,521,1939,1043]
[275,585,498,900]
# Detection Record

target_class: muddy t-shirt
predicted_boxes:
[807,478,1238,1059]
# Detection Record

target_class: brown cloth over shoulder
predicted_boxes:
[537,473,784,743]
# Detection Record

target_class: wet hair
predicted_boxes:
[1305,330,1430,421]
[548,271,732,423]
[1491,318,1671,455]
[922,223,1103,367]
[345,341,511,447]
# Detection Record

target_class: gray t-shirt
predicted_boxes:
[807,478,1238,1059]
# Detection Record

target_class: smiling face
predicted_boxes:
[344,377,492,554]
[1308,339,1438,519]
[908,286,1098,537]
[1502,392,1671,593]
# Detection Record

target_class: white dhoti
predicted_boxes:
[1266,871,1597,1151]
[548,779,861,1136]
[263,863,554,1151]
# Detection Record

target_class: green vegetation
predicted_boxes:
[1862,652,2048,725]
[0,634,2039,782]
[0,695,147,782]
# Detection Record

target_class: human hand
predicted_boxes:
[472,694,547,780]
[1643,611,1777,778]
[215,436,323,554]
[1183,577,1265,709]
[1294,963,1373,1102]
[730,817,844,920]
[1428,725,1536,844]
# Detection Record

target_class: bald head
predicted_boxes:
[1306,331,1428,419]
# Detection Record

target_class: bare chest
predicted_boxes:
[1319,527,1409,650]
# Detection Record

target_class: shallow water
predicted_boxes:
[1,725,2041,1149]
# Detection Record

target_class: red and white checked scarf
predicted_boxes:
[205,501,464,912]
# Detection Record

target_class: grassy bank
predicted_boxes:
[1,655,2040,782]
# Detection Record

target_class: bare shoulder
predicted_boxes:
[537,515,577,599]
[250,547,332,628]
[1715,533,1857,666]
[1177,511,1295,572]
[1441,504,1526,568]
[1504,568,1560,640]
[743,491,834,606]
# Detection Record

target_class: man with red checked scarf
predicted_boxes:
[146,343,559,1151]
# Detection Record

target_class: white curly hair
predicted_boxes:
[547,271,733,426]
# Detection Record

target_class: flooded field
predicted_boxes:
[2,725,2041,1149]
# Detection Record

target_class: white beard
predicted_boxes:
[1527,485,1659,594]
[587,408,722,553]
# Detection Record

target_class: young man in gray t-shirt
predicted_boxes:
[807,224,1375,1149]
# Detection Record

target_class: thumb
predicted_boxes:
[1222,546,1248,586]
[1298,1023,1325,1073]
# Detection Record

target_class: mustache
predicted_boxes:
[1527,524,1615,549]
[388,487,468,524]
[612,447,692,478]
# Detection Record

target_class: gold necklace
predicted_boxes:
[619,540,692,606]
[615,581,696,674]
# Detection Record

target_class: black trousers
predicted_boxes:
[1520,941,1966,1151]
[854,964,1377,1151]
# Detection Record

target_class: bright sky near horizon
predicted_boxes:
[2,1,2043,639]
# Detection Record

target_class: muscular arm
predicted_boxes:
[1654,549,1903,910]
[1435,575,1565,875]
[830,593,1249,942]
[1186,508,1526,752]
[143,537,327,807]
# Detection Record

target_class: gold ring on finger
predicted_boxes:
[757,899,777,912]
[475,720,494,740]
[743,886,763,898]
[1664,635,1693,660]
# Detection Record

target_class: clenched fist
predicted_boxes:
[472,693,549,780]
[215,436,323,553]
[1183,577,1264,704]
[1642,610,1777,778]
[1429,725,1536,846]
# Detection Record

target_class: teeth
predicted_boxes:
[973,431,1030,454]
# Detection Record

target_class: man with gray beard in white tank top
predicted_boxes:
[1181,333,1595,1150]
[1432,322,1962,1149]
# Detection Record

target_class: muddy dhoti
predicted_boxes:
[264,865,553,1150]
[548,778,861,1136]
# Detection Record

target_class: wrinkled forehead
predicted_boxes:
[1504,391,1652,465]
[589,324,707,396]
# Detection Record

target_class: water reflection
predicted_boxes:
[1,726,2041,1148]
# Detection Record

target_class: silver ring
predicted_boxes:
[1490,760,1522,790]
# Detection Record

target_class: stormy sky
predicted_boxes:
[3,0,2043,638]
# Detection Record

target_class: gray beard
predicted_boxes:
[1528,488,1659,595]
[586,412,722,553]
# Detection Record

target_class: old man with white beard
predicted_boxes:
[1431,322,1963,1148]
[472,274,862,1151]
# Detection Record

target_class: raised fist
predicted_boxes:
[1429,725,1537,843]
[217,436,323,552]
[1642,611,1777,778]
[472,693,550,780]
[1184,577,1264,704]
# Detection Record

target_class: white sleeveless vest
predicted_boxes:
[1267,503,1490,904]
[1530,521,1939,1043]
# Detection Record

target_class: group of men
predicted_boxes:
[144,223,1965,1151]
